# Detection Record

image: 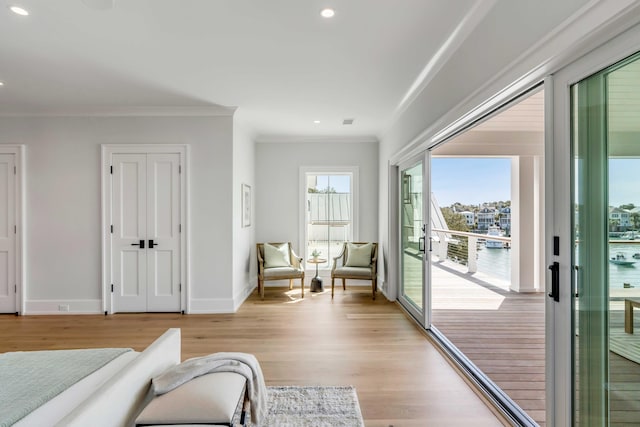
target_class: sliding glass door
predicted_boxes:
[398,155,428,326]
[570,51,640,426]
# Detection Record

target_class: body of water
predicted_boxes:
[473,242,640,288]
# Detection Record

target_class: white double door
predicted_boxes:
[110,152,182,312]
[0,154,16,313]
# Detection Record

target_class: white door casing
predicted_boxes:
[0,154,16,313]
[103,145,188,314]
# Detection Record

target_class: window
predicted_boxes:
[301,168,358,268]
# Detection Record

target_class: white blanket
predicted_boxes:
[152,352,267,425]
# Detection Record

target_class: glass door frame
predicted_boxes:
[397,152,430,328]
[551,22,640,426]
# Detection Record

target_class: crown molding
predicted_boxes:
[255,134,379,144]
[0,105,237,118]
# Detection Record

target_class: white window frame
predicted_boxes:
[299,166,359,267]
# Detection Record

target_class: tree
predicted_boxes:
[441,208,470,265]
[632,212,640,230]
[441,208,470,232]
[620,203,636,211]
[609,218,620,232]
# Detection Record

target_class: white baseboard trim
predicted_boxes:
[233,283,256,312]
[189,298,236,314]
[24,299,102,315]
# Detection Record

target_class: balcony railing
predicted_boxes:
[431,227,511,274]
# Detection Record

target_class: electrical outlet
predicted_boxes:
[58,304,70,312]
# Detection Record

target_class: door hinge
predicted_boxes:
[179,165,181,174]
[14,166,16,175]
[179,224,181,233]
[14,225,16,234]
[14,284,17,293]
[111,284,114,293]
[110,225,113,233]
[110,165,113,174]
[179,283,182,292]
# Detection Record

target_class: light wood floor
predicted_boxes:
[0,286,506,427]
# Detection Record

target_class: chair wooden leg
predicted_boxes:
[372,277,377,300]
[342,278,346,291]
[259,279,264,300]
[301,278,304,298]
[289,279,294,290]
[331,278,335,299]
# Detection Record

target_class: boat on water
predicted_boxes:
[609,253,637,266]
[621,231,639,240]
[485,225,505,249]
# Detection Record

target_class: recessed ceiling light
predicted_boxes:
[0,82,4,87]
[320,8,335,18]
[9,5,29,16]
[313,120,321,124]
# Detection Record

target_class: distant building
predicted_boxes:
[460,211,475,227]
[609,206,632,230]
[499,207,511,231]
[477,207,497,230]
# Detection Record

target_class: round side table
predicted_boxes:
[307,258,327,292]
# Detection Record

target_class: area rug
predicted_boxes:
[236,385,364,427]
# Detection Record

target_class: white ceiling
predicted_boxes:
[0,0,601,140]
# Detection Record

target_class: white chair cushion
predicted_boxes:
[264,266,303,279]
[135,372,245,425]
[264,243,291,268]
[333,266,374,279]
[345,243,372,267]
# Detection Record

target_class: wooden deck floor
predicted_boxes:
[430,259,546,425]
[430,260,640,426]
[0,286,506,427]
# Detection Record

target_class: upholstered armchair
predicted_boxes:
[256,242,305,299]
[331,242,378,300]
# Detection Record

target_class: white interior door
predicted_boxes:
[111,152,181,312]
[0,154,16,313]
[146,153,181,312]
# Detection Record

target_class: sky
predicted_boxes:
[609,159,640,207]
[314,175,351,193]
[431,158,511,206]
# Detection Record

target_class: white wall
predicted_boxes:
[255,140,379,262]
[0,115,237,314]
[232,119,256,309]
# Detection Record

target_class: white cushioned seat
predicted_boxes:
[263,266,304,279]
[332,266,373,278]
[135,372,246,426]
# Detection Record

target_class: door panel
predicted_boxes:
[112,154,147,311]
[146,153,180,311]
[571,51,640,426]
[0,154,15,313]
[398,155,427,325]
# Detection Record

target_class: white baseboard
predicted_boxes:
[24,299,102,315]
[189,298,236,314]
[233,283,256,312]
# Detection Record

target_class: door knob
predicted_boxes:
[131,240,145,249]
[148,239,157,248]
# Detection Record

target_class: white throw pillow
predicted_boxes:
[345,243,372,267]
[135,372,246,425]
[263,243,291,268]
